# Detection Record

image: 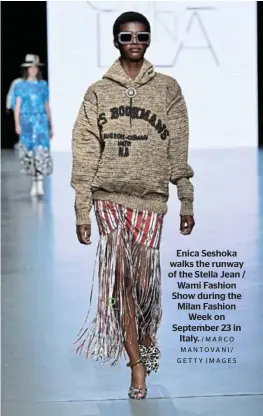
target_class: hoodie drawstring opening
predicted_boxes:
[130,97,132,126]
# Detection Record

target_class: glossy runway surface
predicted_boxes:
[1,148,263,415]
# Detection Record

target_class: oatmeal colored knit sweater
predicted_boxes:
[71,58,194,225]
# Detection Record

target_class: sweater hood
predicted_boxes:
[102,58,156,88]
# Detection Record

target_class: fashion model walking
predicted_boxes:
[71,12,195,399]
[12,54,53,196]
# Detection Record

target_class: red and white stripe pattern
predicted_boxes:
[75,199,163,364]
[94,200,163,249]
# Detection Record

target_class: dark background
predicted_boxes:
[1,1,262,148]
[1,2,48,149]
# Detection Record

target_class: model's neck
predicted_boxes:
[120,57,144,80]
[27,77,37,81]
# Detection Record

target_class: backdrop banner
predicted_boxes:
[47,1,258,151]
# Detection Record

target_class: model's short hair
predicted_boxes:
[113,11,151,40]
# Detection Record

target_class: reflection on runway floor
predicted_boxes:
[1,148,263,416]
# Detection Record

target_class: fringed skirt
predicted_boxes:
[75,200,164,365]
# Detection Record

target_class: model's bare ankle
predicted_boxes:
[131,362,146,388]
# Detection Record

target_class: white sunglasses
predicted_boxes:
[118,31,150,45]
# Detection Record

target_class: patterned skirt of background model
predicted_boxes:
[17,113,53,176]
[75,199,164,365]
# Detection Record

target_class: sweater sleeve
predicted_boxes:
[71,87,102,225]
[167,79,194,216]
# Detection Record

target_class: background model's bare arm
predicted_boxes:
[14,97,21,135]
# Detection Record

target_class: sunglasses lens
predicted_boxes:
[137,33,149,43]
[119,33,132,43]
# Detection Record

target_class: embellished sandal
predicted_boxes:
[126,358,147,399]
[139,344,161,375]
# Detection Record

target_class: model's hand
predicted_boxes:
[180,215,195,235]
[15,124,21,135]
[77,224,91,245]
[49,128,53,139]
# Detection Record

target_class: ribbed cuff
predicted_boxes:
[75,210,91,226]
[180,200,194,216]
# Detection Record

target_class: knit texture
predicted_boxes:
[71,58,194,225]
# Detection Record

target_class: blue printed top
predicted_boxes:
[11,80,49,114]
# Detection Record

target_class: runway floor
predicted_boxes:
[1,148,263,416]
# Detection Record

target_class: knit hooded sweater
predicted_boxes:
[71,58,194,225]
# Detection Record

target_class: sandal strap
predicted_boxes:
[128,386,147,399]
[129,386,147,394]
[126,358,142,368]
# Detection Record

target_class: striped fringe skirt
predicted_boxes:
[75,200,164,365]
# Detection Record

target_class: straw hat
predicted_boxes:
[21,54,44,67]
